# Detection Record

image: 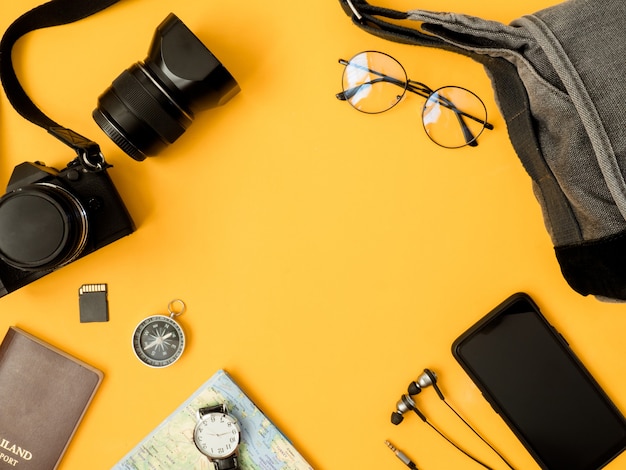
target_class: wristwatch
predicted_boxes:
[193,404,241,469]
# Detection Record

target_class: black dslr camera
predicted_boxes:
[0,10,239,297]
[0,154,135,297]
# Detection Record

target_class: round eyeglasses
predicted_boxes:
[336,51,494,149]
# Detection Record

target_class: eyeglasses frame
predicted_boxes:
[336,51,494,148]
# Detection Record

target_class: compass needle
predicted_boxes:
[132,299,187,368]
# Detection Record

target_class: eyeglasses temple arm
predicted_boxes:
[435,93,487,146]
[337,59,407,100]
[459,115,479,147]
[337,58,494,133]
[337,59,431,102]
[337,76,409,101]
[427,88,494,130]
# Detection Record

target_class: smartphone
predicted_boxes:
[452,293,626,470]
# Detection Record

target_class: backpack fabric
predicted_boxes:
[338,0,626,301]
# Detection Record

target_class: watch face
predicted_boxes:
[194,412,241,458]
[132,315,185,368]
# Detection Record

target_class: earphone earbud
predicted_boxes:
[391,369,441,425]
[391,394,427,425]
[390,368,516,470]
[408,368,445,400]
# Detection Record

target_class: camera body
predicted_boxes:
[0,12,238,297]
[0,158,135,297]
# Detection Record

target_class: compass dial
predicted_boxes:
[132,315,185,368]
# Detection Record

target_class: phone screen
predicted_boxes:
[452,293,626,470]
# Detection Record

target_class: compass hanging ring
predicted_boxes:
[168,299,186,318]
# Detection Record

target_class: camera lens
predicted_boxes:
[0,184,88,270]
[93,13,240,161]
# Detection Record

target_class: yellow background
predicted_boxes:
[1,0,626,469]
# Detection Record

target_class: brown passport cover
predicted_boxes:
[0,327,103,470]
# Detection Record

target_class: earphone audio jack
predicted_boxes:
[385,440,418,469]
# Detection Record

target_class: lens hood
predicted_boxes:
[93,13,240,160]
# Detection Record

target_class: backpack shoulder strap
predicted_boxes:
[338,0,450,48]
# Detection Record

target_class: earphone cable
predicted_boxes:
[442,399,515,470]
[415,410,494,470]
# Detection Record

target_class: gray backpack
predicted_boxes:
[338,0,626,301]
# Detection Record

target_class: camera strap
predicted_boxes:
[0,0,121,169]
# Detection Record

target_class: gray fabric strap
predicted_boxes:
[386,8,585,245]
[337,0,598,246]
[517,14,626,222]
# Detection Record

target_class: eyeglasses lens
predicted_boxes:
[422,86,488,149]
[342,52,408,114]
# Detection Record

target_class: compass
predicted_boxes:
[132,299,186,368]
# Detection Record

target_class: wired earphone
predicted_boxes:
[389,369,515,470]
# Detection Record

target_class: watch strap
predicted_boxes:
[213,455,239,470]
[198,403,227,418]
[197,404,239,470]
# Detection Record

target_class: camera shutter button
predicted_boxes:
[66,169,81,181]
